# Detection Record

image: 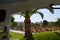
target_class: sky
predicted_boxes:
[13,5,60,23]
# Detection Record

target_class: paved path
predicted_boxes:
[10,30,25,34]
[10,30,35,34]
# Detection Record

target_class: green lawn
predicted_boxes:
[33,32,60,40]
[0,31,60,40]
[10,32,24,40]
[10,31,60,40]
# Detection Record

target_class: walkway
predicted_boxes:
[10,30,35,34]
[10,30,25,34]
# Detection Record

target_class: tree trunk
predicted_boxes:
[24,15,33,40]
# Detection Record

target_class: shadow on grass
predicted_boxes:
[54,32,60,37]
[20,36,34,40]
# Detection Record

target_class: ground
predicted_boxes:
[10,32,24,40]
[0,27,60,40]
[10,31,60,40]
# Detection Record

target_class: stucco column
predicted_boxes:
[2,16,11,40]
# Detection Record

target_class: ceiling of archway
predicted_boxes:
[0,0,60,13]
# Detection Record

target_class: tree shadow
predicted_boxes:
[54,32,60,37]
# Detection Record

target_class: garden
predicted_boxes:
[10,31,60,40]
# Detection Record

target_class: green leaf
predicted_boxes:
[31,8,38,13]
[20,12,25,17]
[38,12,44,19]
[47,6,54,14]
[11,16,15,22]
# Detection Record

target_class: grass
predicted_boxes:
[10,32,60,40]
[10,32,24,40]
[33,32,60,40]
[19,31,60,40]
[0,31,60,40]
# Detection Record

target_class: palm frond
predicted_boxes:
[20,11,25,17]
[46,6,54,14]
[29,8,38,16]
[37,12,44,19]
[21,8,44,19]
[31,8,38,13]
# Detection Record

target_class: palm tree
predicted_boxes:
[20,8,43,40]
[20,5,54,40]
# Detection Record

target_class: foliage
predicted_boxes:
[42,18,60,27]
[11,16,15,22]
[48,18,60,27]
[48,22,56,27]
[55,18,60,27]
[10,22,18,27]
[35,22,40,26]
[20,8,44,40]
[46,4,54,13]
[42,20,48,27]
[10,16,18,27]
[21,8,44,19]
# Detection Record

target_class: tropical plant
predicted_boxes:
[35,22,40,27]
[20,6,54,40]
[10,16,18,29]
[11,16,15,22]
[48,22,56,27]
[20,8,43,40]
[55,18,60,27]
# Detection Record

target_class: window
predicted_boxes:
[0,9,6,22]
